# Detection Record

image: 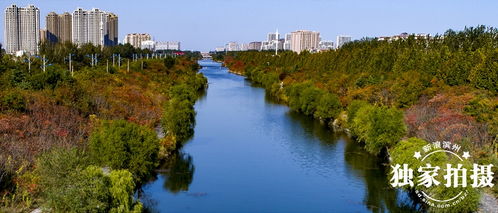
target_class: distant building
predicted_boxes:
[45,12,73,43]
[226,42,239,51]
[166,41,180,50]
[72,8,118,46]
[140,40,155,50]
[215,47,225,52]
[72,8,88,45]
[262,30,283,51]
[156,41,181,51]
[378,33,431,42]
[290,30,320,53]
[239,43,249,51]
[87,8,107,46]
[106,13,118,46]
[40,29,47,43]
[267,32,278,42]
[248,41,262,50]
[123,33,152,48]
[319,40,334,51]
[46,12,59,42]
[4,4,40,55]
[336,35,352,49]
[284,33,292,50]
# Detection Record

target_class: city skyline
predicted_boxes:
[2,0,498,51]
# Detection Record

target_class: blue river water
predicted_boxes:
[140,60,419,213]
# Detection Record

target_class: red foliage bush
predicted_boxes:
[405,93,490,146]
[0,95,88,169]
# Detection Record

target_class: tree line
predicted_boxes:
[0,42,207,212]
[222,25,498,212]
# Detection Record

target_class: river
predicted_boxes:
[140,60,420,213]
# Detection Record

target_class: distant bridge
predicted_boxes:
[201,52,212,59]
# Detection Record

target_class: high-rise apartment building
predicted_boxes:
[72,8,118,46]
[46,12,59,42]
[72,8,88,45]
[107,13,118,46]
[284,33,292,50]
[87,8,107,46]
[262,30,283,51]
[46,12,73,43]
[336,35,352,49]
[123,33,152,48]
[59,12,72,43]
[267,33,278,42]
[290,30,320,53]
[4,4,40,55]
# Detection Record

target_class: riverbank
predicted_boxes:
[0,48,206,212]
[220,31,498,212]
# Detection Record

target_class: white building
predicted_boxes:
[4,4,40,55]
[140,40,155,50]
[226,42,240,51]
[72,8,88,45]
[123,33,152,48]
[239,43,249,51]
[290,30,320,53]
[215,47,225,52]
[336,35,352,49]
[155,41,181,51]
[319,40,334,51]
[261,30,283,51]
[72,8,118,46]
[87,8,107,46]
[284,33,292,50]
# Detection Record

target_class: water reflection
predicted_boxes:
[286,109,421,212]
[344,138,422,212]
[159,152,195,194]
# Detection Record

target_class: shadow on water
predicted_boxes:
[343,137,423,213]
[284,106,422,213]
[158,152,195,194]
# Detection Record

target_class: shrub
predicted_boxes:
[36,150,142,213]
[29,66,74,90]
[351,104,407,155]
[8,69,28,88]
[346,100,370,126]
[314,92,342,121]
[0,90,26,112]
[163,56,176,69]
[162,99,196,143]
[169,84,197,104]
[89,120,160,181]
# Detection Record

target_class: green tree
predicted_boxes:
[109,169,143,213]
[89,120,160,181]
[314,92,342,121]
[162,99,196,143]
[36,150,143,213]
[352,105,407,155]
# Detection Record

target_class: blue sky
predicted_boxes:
[1,0,497,51]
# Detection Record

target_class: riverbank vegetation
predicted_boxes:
[221,25,498,212]
[0,42,206,212]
